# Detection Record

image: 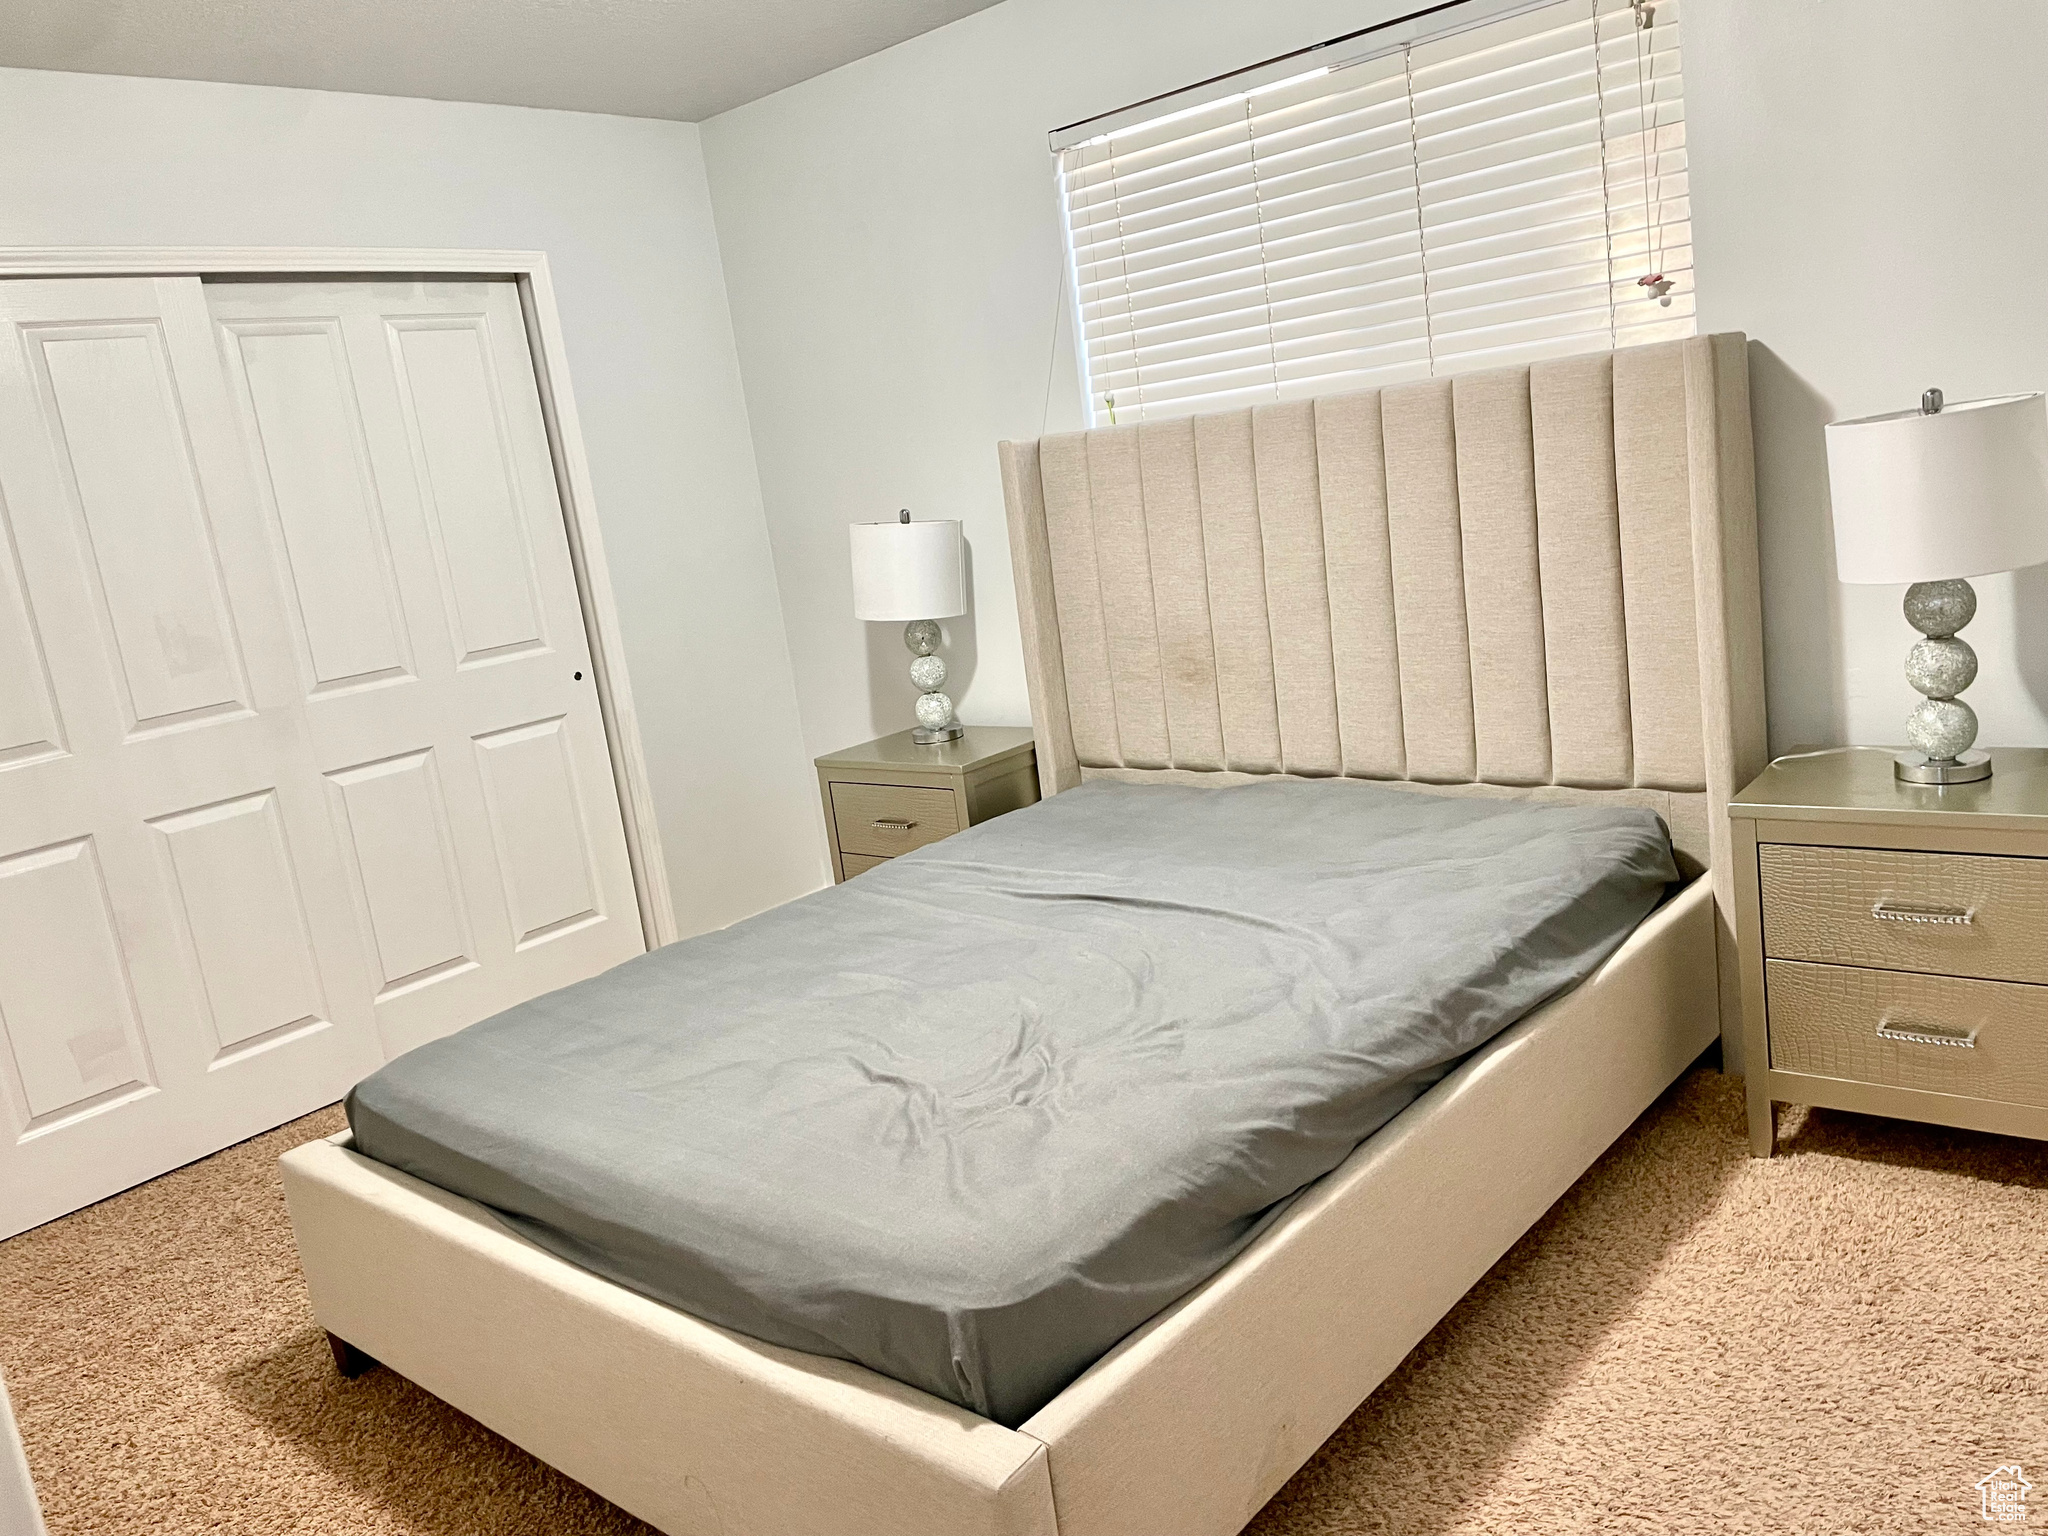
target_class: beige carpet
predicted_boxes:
[3,1068,2044,1534]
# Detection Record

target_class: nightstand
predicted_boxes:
[1730,746,2048,1156]
[815,726,1039,883]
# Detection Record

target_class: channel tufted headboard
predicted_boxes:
[997,331,1766,1046]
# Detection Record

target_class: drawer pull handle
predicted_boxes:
[1875,1016,1979,1049]
[1871,899,1974,926]
[871,817,918,832]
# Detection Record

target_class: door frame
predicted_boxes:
[0,247,678,949]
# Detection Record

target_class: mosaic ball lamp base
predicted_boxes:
[904,619,963,744]
[1895,578,1991,785]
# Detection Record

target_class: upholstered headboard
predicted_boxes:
[997,332,1766,1036]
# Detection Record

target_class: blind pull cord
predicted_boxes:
[1633,0,1674,306]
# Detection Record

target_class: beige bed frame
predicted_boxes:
[281,332,1765,1536]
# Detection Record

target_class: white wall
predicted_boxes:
[705,0,2048,763]
[0,65,830,926]
[702,0,1414,758]
[1685,0,2048,754]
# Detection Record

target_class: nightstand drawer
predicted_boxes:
[830,783,960,857]
[1767,959,2048,1108]
[1760,843,2048,984]
[840,853,890,878]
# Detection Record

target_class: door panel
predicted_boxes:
[208,279,642,1058]
[472,715,603,949]
[323,747,479,1000]
[0,835,154,1128]
[26,321,256,736]
[0,492,66,773]
[215,318,415,698]
[387,315,549,666]
[146,789,330,1061]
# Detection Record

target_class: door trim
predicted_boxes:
[0,249,677,948]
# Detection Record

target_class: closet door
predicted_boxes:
[0,276,386,1236]
[205,279,643,1058]
[0,274,648,1237]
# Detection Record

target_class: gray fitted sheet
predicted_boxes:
[347,779,1676,1426]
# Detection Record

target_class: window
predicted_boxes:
[1055,0,1692,425]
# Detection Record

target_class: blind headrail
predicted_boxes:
[1048,0,1566,152]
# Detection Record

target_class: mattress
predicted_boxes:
[347,779,1676,1426]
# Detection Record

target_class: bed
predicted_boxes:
[281,331,1764,1536]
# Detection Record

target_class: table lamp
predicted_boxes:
[1825,388,2048,784]
[850,510,966,743]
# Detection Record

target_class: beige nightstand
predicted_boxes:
[1730,746,2048,1156]
[815,726,1039,883]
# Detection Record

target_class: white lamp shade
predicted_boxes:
[1824,392,2048,584]
[849,518,966,620]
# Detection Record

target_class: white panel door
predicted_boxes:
[0,275,645,1237]
[205,279,642,1058]
[0,276,386,1235]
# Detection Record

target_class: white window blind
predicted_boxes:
[1057,0,1692,425]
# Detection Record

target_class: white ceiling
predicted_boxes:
[0,0,1005,121]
